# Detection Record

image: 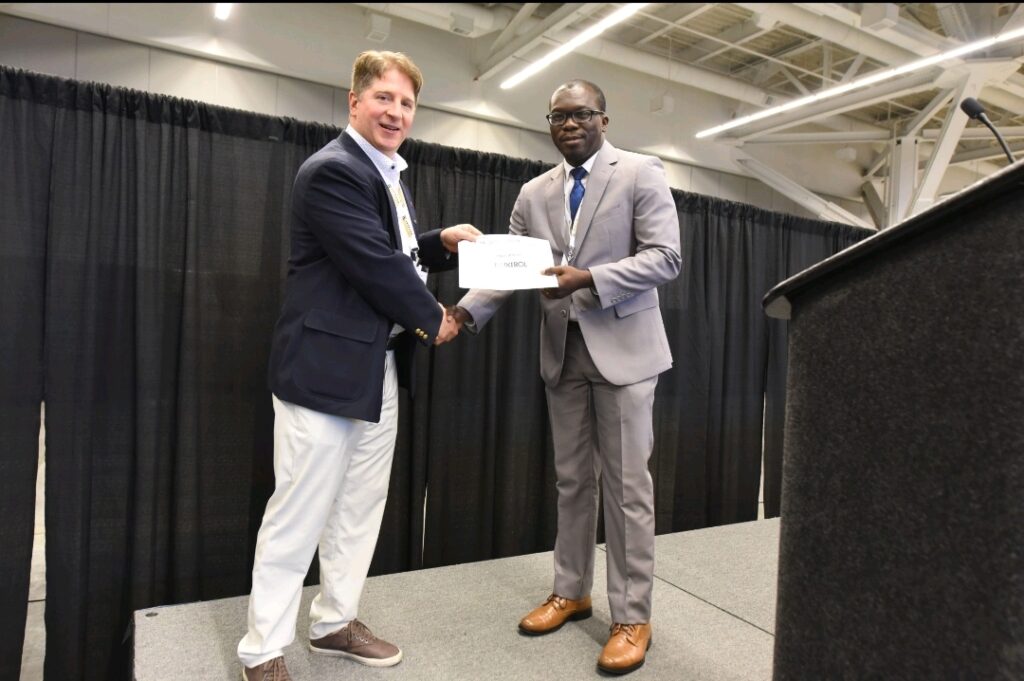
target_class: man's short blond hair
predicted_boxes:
[351,51,423,100]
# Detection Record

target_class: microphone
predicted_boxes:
[960,97,1016,164]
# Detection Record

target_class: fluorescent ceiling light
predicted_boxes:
[500,3,650,90]
[696,24,1024,140]
[214,3,233,21]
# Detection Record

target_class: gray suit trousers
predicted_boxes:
[548,323,657,623]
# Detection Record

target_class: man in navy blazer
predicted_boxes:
[238,51,478,680]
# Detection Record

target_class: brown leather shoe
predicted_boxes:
[518,593,593,635]
[242,656,292,681]
[597,622,652,675]
[309,619,403,667]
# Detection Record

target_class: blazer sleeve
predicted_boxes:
[302,159,443,344]
[415,228,458,273]
[588,157,681,308]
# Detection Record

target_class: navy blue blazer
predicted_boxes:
[268,132,456,422]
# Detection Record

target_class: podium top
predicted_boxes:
[763,160,1024,319]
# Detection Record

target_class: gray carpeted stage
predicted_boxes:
[135,519,778,680]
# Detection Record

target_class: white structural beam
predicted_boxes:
[487,3,540,56]
[694,26,774,64]
[865,149,890,179]
[1002,3,1024,32]
[887,136,918,225]
[908,72,982,217]
[860,180,887,229]
[476,3,599,80]
[751,2,1024,125]
[742,126,1024,145]
[934,3,977,42]
[730,69,938,141]
[681,15,775,63]
[743,131,889,144]
[733,37,824,81]
[900,88,955,138]
[950,142,1024,164]
[738,3,918,64]
[780,67,811,95]
[840,54,867,83]
[635,4,711,46]
[930,126,1024,140]
[734,151,876,229]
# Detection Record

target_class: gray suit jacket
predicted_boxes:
[459,141,681,387]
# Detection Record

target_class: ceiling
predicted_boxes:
[483,3,1024,131]
[463,3,1024,226]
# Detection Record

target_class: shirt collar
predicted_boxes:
[562,140,605,180]
[346,125,409,179]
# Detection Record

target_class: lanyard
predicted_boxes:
[387,183,417,242]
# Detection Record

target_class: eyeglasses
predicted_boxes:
[545,109,604,126]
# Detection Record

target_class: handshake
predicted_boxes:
[435,303,471,346]
[432,222,480,346]
[428,222,595,346]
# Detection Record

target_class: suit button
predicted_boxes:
[560,309,567,318]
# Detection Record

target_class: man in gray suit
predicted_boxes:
[449,79,680,675]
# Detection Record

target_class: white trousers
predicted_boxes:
[238,351,399,668]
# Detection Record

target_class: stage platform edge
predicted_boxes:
[135,518,779,680]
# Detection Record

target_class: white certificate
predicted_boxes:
[458,235,559,290]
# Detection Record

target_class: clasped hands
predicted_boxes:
[434,223,481,345]
[435,303,461,345]
[432,224,592,344]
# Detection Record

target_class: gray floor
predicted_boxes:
[19,408,775,681]
[20,411,45,681]
[135,519,780,681]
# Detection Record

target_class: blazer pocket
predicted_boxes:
[303,308,377,342]
[297,309,378,399]
[613,290,658,318]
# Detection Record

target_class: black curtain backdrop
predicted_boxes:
[0,66,869,680]
[0,72,50,681]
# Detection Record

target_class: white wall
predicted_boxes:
[0,10,872,220]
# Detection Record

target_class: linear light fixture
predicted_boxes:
[500,3,650,90]
[214,3,233,21]
[696,24,1024,139]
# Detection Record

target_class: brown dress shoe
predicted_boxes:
[309,619,403,667]
[597,622,652,675]
[518,593,593,635]
[242,656,292,681]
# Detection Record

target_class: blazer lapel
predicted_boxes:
[342,131,403,247]
[571,143,618,262]
[545,166,568,255]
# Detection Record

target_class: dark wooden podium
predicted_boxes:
[764,162,1024,679]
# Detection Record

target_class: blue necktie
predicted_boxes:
[569,166,587,223]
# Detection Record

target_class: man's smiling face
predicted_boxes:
[348,67,416,157]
